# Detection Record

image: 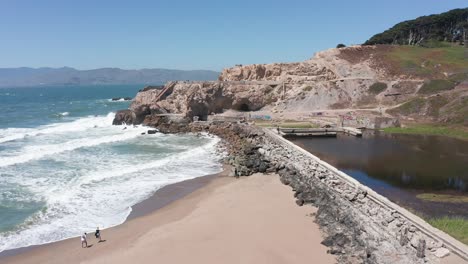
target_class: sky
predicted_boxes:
[0,0,466,71]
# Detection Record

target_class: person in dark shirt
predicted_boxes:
[95,227,102,242]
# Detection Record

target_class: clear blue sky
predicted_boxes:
[0,0,466,71]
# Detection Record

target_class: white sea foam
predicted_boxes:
[0,133,222,252]
[0,113,116,144]
[106,98,128,102]
[0,111,223,252]
[0,126,148,167]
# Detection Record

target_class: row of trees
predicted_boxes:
[365,8,468,47]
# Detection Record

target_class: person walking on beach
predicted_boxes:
[95,227,102,242]
[81,233,88,248]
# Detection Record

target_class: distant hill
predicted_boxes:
[0,67,220,87]
[365,8,468,46]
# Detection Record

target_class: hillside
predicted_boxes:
[118,44,468,129]
[0,67,219,87]
[365,8,468,46]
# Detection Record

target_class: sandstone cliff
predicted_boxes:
[114,45,468,127]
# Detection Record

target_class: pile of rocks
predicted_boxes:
[189,122,273,177]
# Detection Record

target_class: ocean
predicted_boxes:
[0,85,223,252]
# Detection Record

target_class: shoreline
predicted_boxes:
[1,169,336,264]
[0,166,227,260]
[2,120,465,263]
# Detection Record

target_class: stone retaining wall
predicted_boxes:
[187,122,467,263]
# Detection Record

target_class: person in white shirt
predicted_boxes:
[81,233,88,248]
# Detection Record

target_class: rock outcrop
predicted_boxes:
[114,45,467,126]
[112,110,136,125]
[116,81,281,125]
[219,61,337,82]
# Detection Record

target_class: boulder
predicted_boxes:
[433,247,450,258]
[131,105,151,124]
[112,110,136,125]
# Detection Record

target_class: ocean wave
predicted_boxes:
[0,134,223,252]
[105,98,132,103]
[0,125,148,167]
[0,112,116,144]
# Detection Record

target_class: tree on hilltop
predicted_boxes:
[365,8,468,46]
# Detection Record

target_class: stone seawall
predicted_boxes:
[184,122,468,263]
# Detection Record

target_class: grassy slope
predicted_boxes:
[386,45,467,77]
[381,45,468,125]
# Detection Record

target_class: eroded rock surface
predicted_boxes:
[112,110,136,125]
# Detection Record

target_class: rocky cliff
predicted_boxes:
[114,45,467,127]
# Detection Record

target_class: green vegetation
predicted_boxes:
[369,82,387,94]
[416,193,468,203]
[418,79,457,94]
[443,95,468,124]
[336,44,346,48]
[427,96,449,117]
[387,98,425,116]
[427,217,468,245]
[383,125,468,140]
[365,8,468,45]
[386,45,467,77]
[302,86,313,92]
[449,72,468,83]
[422,39,452,48]
[404,208,468,245]
[387,91,466,124]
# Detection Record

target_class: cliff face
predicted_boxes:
[219,46,380,82]
[115,45,467,126]
[219,61,337,82]
[133,81,275,120]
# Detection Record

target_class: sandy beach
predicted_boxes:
[1,171,336,264]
